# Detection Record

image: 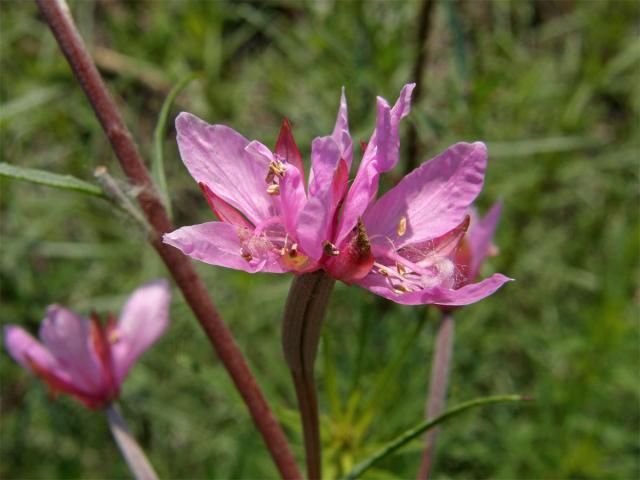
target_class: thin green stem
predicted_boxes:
[152,72,200,219]
[345,395,530,480]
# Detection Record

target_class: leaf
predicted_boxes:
[152,72,201,219]
[0,86,62,124]
[0,162,105,198]
[344,394,531,480]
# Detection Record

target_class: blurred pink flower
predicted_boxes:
[3,280,170,409]
[164,84,510,305]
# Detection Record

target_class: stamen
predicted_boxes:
[393,284,412,294]
[322,241,340,256]
[396,262,407,277]
[267,184,280,195]
[290,243,299,256]
[265,159,287,183]
[397,216,407,237]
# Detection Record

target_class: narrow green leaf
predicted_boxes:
[345,395,530,480]
[152,72,201,219]
[0,162,105,198]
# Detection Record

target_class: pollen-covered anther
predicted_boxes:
[265,159,287,183]
[290,243,299,256]
[396,262,407,277]
[266,184,280,195]
[322,241,340,256]
[397,216,407,237]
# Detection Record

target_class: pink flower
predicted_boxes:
[164,84,511,305]
[3,280,171,409]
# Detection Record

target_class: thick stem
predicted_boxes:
[35,2,301,478]
[417,311,455,480]
[405,0,435,175]
[282,271,336,480]
[106,403,159,480]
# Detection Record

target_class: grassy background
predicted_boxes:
[1,0,638,478]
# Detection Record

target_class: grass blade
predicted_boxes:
[152,72,201,219]
[345,394,530,480]
[0,162,104,198]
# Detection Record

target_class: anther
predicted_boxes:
[393,284,411,294]
[265,160,286,183]
[267,184,280,195]
[397,216,407,237]
[322,241,340,256]
[396,262,407,277]
[241,248,253,262]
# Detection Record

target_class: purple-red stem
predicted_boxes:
[417,310,455,480]
[35,1,301,478]
[282,271,336,480]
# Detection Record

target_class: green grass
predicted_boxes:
[1,0,638,478]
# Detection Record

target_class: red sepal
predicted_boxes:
[199,182,252,228]
[275,118,305,182]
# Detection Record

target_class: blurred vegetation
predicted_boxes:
[1,0,638,478]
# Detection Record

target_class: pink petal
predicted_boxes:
[331,87,353,169]
[279,163,306,236]
[38,306,106,393]
[336,84,415,245]
[363,142,488,247]
[4,325,62,376]
[111,280,171,384]
[163,222,286,273]
[468,201,502,278]
[297,136,343,260]
[356,273,512,306]
[175,112,275,225]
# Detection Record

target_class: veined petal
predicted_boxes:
[468,201,502,278]
[363,142,488,247]
[39,306,106,393]
[356,272,512,306]
[331,87,353,169]
[279,163,306,236]
[336,84,415,245]
[308,136,341,196]
[297,136,343,260]
[111,280,171,384]
[163,222,286,274]
[175,112,274,225]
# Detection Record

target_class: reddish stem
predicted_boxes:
[417,311,455,480]
[282,271,336,480]
[35,1,301,478]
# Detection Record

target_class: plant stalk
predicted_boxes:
[417,310,455,480]
[106,403,159,480]
[405,0,435,175]
[36,1,301,477]
[282,271,336,480]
